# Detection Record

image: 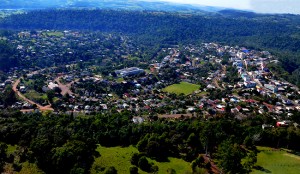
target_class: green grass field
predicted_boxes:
[252,146,300,174]
[163,82,200,95]
[43,31,64,37]
[7,144,17,154]
[91,145,192,174]
[116,77,124,83]
[24,90,48,103]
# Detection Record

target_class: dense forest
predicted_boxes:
[1,9,300,86]
[0,40,18,71]
[0,110,300,174]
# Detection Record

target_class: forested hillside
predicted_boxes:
[0,0,218,12]
[0,110,300,173]
[1,9,300,86]
[0,40,18,71]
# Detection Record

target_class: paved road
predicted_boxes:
[12,78,54,111]
[213,65,226,90]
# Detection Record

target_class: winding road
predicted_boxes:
[12,78,54,111]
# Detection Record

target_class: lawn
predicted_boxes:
[43,31,64,37]
[7,144,17,154]
[163,82,200,95]
[252,146,300,174]
[116,77,124,83]
[91,145,192,174]
[24,90,48,103]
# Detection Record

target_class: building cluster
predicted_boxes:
[0,30,299,127]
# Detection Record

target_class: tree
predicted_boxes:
[146,141,160,158]
[46,90,55,103]
[243,136,254,149]
[2,86,17,106]
[216,140,245,174]
[105,166,117,174]
[131,153,141,166]
[129,166,138,174]
[167,168,176,174]
[187,133,199,148]
[138,156,151,172]
[51,140,97,174]
[243,151,257,173]
[0,143,7,173]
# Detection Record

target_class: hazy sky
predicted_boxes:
[159,0,300,14]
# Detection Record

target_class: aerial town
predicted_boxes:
[1,30,299,128]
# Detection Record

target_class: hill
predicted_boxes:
[0,0,222,13]
[0,9,300,86]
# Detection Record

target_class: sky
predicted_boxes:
[159,0,300,14]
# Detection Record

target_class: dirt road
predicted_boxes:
[54,76,74,96]
[12,78,54,111]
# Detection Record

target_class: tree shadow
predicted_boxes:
[154,156,170,162]
[289,151,300,157]
[253,166,271,173]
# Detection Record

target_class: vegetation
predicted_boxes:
[163,82,200,95]
[0,109,298,173]
[1,8,300,174]
[0,40,18,71]
[252,146,300,174]
[42,31,63,37]
[91,145,191,174]
[91,146,141,174]
[1,9,300,86]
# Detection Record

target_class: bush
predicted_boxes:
[151,165,159,173]
[104,166,117,174]
[70,167,84,174]
[167,168,176,174]
[131,153,141,166]
[138,156,151,172]
[129,166,138,174]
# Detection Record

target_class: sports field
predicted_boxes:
[163,82,200,95]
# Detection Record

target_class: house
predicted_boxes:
[264,84,278,93]
[132,117,145,124]
[244,81,256,88]
[48,82,59,90]
[276,120,291,127]
[262,124,274,130]
[115,67,144,77]
[19,86,27,93]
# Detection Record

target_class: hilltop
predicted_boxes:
[0,0,222,13]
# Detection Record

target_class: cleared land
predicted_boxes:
[91,145,192,174]
[163,82,200,95]
[252,146,300,174]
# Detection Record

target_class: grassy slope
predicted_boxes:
[91,145,192,174]
[163,82,200,95]
[252,146,300,174]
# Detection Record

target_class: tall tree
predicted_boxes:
[216,140,245,174]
